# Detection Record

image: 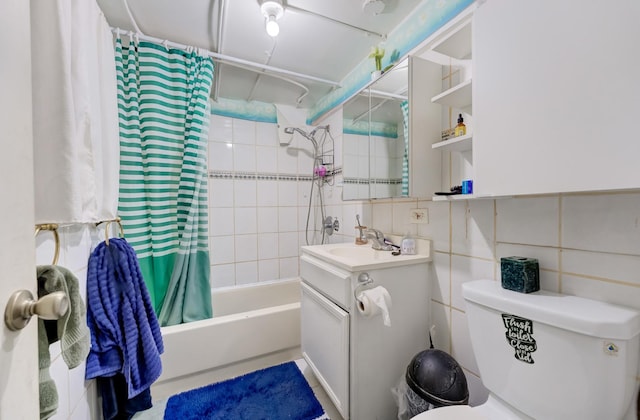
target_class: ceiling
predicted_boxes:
[97,0,423,109]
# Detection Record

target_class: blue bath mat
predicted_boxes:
[163,361,327,420]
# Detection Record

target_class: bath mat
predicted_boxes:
[163,361,327,420]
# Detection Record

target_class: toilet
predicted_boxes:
[412,279,640,420]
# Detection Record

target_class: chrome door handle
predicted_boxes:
[4,290,69,331]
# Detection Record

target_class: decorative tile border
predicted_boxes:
[209,167,342,182]
[344,177,402,185]
[209,98,277,123]
[343,120,398,138]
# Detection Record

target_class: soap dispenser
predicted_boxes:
[401,232,416,255]
[454,114,466,137]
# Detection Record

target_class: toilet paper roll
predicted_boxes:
[357,286,392,327]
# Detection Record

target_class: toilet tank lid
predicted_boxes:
[462,280,640,340]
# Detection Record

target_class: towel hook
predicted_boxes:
[35,224,60,265]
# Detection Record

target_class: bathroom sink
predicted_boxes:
[301,241,431,271]
[327,246,396,260]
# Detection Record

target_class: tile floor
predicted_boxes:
[295,359,343,420]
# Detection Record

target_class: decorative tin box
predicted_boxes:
[500,256,539,293]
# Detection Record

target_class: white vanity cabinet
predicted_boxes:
[300,245,431,420]
[473,0,640,196]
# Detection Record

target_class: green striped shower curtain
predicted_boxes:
[401,100,409,197]
[115,36,214,326]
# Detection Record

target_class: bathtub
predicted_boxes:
[152,278,302,398]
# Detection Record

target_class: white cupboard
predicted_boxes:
[473,0,640,196]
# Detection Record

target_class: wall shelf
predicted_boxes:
[432,193,491,202]
[431,78,472,111]
[432,133,472,152]
[432,20,472,59]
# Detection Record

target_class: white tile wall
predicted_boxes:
[562,193,640,255]
[208,112,366,288]
[431,251,451,306]
[256,121,278,146]
[235,261,258,285]
[257,180,278,207]
[256,146,278,173]
[233,144,256,172]
[209,179,234,207]
[451,199,494,259]
[234,207,257,235]
[210,264,235,288]
[258,259,280,282]
[496,196,560,246]
[232,118,256,145]
[235,234,258,262]
[369,191,640,407]
[209,142,234,171]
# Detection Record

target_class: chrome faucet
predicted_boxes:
[365,228,394,251]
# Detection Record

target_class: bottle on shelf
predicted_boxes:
[454,114,466,137]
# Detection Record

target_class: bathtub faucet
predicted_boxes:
[365,229,394,251]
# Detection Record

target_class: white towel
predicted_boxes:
[31,0,119,224]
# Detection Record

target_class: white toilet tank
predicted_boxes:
[463,280,640,420]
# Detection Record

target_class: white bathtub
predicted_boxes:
[152,278,302,398]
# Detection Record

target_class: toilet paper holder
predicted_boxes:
[354,272,374,303]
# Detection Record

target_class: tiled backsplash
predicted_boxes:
[369,193,640,409]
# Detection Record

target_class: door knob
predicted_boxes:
[4,290,69,331]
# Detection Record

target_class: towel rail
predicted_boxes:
[35,224,60,265]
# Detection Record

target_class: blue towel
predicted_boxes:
[85,238,164,400]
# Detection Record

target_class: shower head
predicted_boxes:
[284,126,310,139]
[283,126,318,149]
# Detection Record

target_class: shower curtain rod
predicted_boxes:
[110,28,341,88]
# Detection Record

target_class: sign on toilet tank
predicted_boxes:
[502,314,537,364]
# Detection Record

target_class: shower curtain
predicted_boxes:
[115,36,214,326]
[401,100,410,197]
[31,0,120,223]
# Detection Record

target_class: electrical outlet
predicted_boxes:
[409,208,429,224]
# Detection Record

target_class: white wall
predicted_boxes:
[369,193,640,409]
[35,227,102,419]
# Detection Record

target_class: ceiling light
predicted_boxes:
[362,0,386,16]
[265,15,280,37]
[260,0,284,37]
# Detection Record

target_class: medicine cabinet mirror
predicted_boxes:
[342,59,409,201]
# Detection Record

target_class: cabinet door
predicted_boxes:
[301,282,350,419]
[474,0,640,196]
[409,55,443,198]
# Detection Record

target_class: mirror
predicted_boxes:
[342,59,409,200]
